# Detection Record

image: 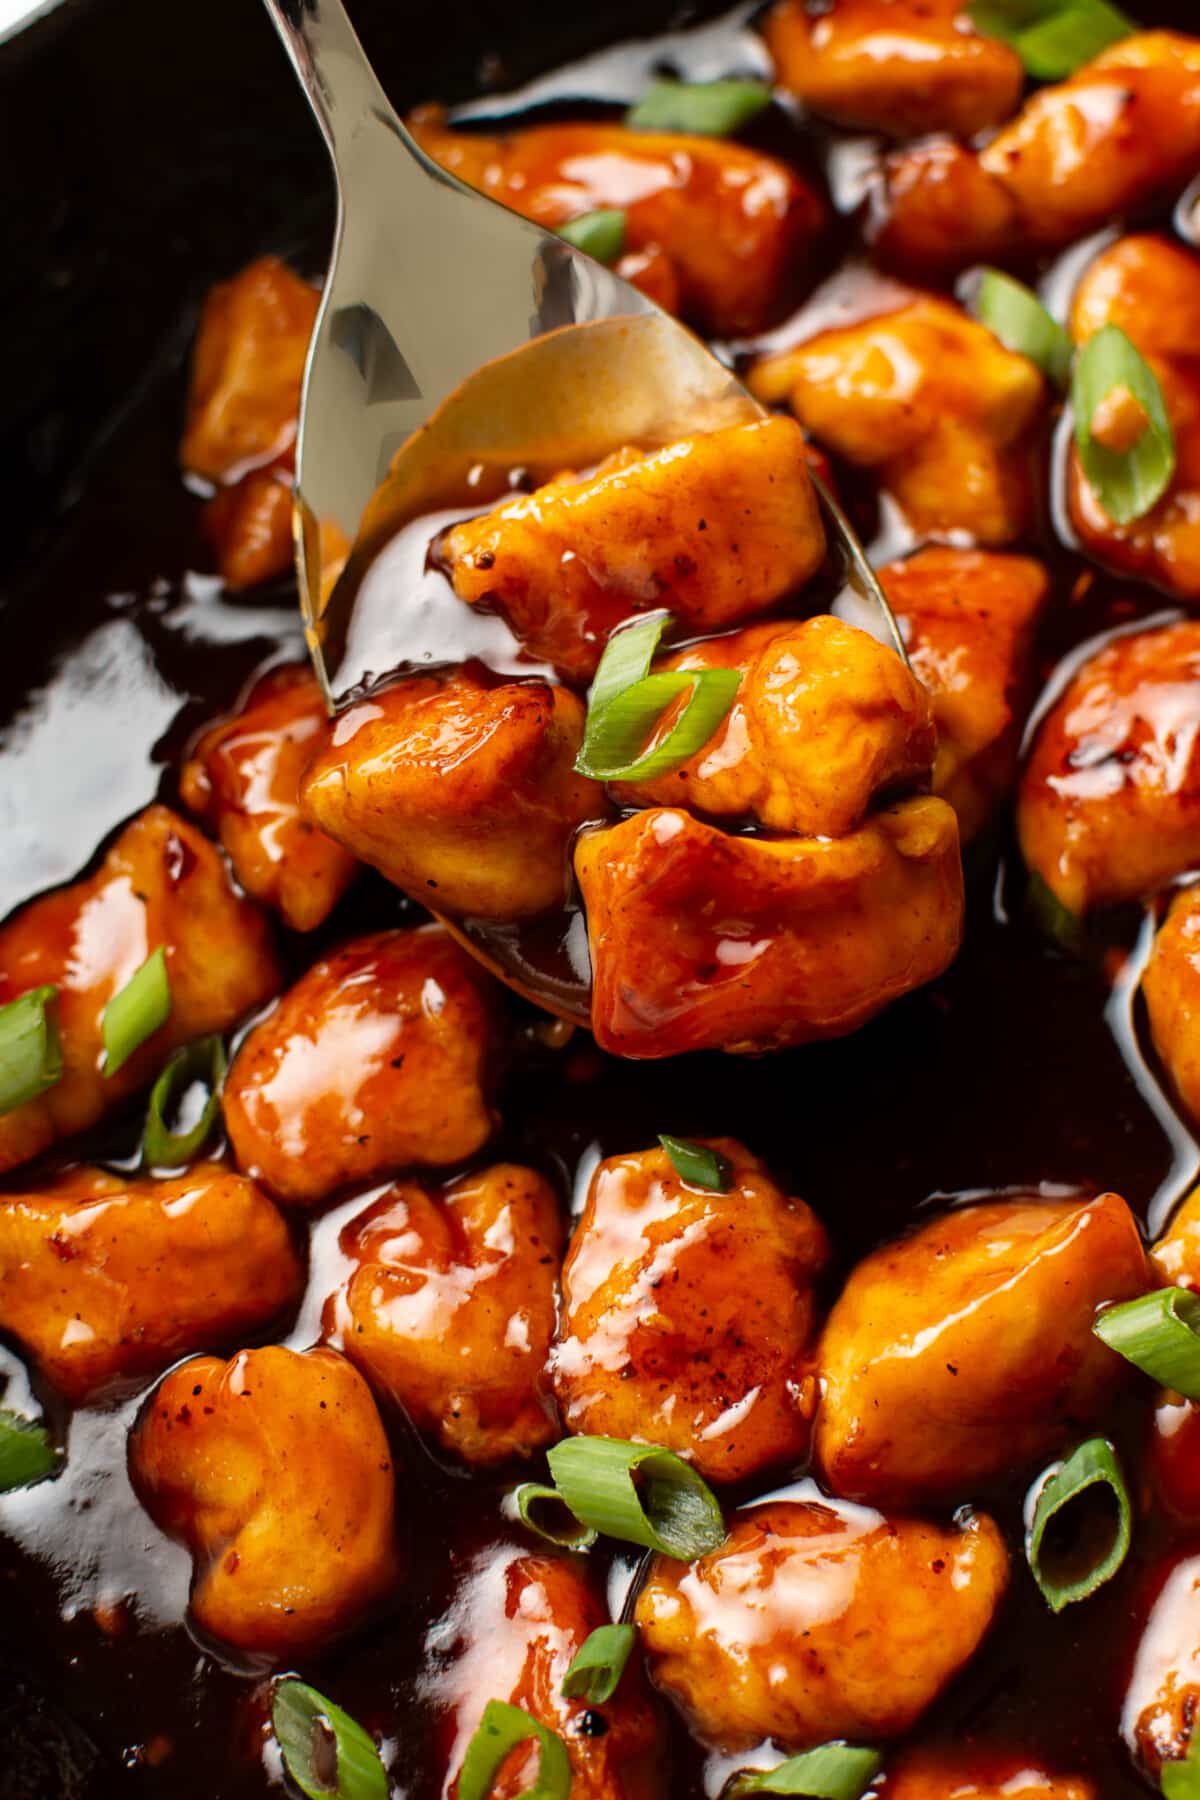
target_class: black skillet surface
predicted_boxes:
[2,1,1200,1795]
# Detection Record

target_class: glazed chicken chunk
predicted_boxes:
[1143,890,1200,1135]
[326,1163,562,1466]
[763,0,1024,137]
[0,805,281,1175]
[407,112,825,337]
[880,549,1050,841]
[609,614,936,837]
[300,666,601,919]
[882,1752,1094,1799]
[551,1139,829,1484]
[223,926,500,1206]
[179,255,317,591]
[130,1345,397,1656]
[0,1164,300,1402]
[180,663,357,933]
[636,1496,1008,1751]
[576,796,962,1057]
[1067,235,1200,600]
[1123,1551,1200,1782]
[1017,620,1200,915]
[815,1192,1148,1505]
[440,417,826,683]
[423,1546,665,1799]
[750,297,1044,546]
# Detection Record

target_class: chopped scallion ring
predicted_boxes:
[558,209,627,264]
[547,1435,725,1560]
[0,984,62,1117]
[1025,1436,1131,1613]
[972,268,1073,389]
[723,1742,883,1798]
[272,1679,388,1800]
[1093,1287,1200,1399]
[659,1134,732,1193]
[102,948,171,1078]
[458,1700,571,1800]
[626,78,772,137]
[1072,324,1175,526]
[511,1480,598,1551]
[0,1410,57,1493]
[561,1623,635,1705]
[968,0,1132,79]
[142,1035,228,1169]
[575,612,739,783]
[1161,1729,1200,1799]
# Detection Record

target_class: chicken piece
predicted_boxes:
[880,549,1050,841]
[750,298,1044,546]
[575,796,962,1057]
[636,1496,1007,1751]
[407,111,825,338]
[223,925,499,1206]
[1149,1393,1200,1525]
[1145,895,1200,1135]
[1017,621,1200,915]
[179,257,318,592]
[869,139,1018,274]
[1152,1182,1200,1289]
[130,1345,397,1657]
[326,1164,562,1466]
[180,664,358,933]
[1123,1552,1200,1781]
[551,1138,828,1484]
[423,1545,665,1799]
[1066,237,1200,600]
[615,245,682,316]
[0,1164,299,1403]
[0,806,281,1175]
[882,1752,1094,1799]
[440,418,826,684]
[609,615,935,837]
[763,0,1024,137]
[815,1193,1147,1505]
[300,666,602,920]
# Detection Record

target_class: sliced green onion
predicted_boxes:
[142,1035,227,1169]
[1093,1287,1200,1399]
[0,985,62,1117]
[102,948,170,1078]
[561,1623,635,1704]
[0,1410,57,1492]
[626,77,772,137]
[973,268,1073,389]
[511,1481,598,1551]
[272,1679,387,1800]
[968,0,1132,79]
[558,209,627,264]
[1161,1728,1200,1799]
[1025,1436,1131,1613]
[576,614,740,783]
[659,1135,732,1193]
[724,1743,883,1798]
[547,1436,724,1560]
[1025,871,1084,952]
[458,1701,571,1800]
[1072,324,1175,526]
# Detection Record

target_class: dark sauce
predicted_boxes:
[4,0,1200,1795]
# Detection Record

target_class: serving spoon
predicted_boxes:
[259,0,906,1009]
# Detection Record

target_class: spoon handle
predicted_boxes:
[259,0,400,159]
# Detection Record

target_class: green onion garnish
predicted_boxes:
[561,1623,635,1705]
[272,1680,387,1800]
[1072,324,1176,526]
[0,985,62,1117]
[973,269,1073,389]
[724,1743,883,1798]
[626,78,772,137]
[102,948,171,1078]
[546,1436,725,1560]
[511,1481,599,1551]
[0,1410,57,1493]
[1162,1729,1200,1799]
[575,611,739,783]
[658,1134,732,1193]
[142,1035,227,1169]
[968,0,1132,79]
[558,209,627,264]
[1093,1287,1200,1398]
[458,1701,571,1800]
[1025,1437,1131,1613]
